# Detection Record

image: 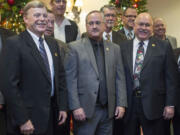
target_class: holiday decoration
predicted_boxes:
[109,0,148,30]
[0,0,30,33]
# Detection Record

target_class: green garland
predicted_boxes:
[109,0,148,30]
[0,0,30,33]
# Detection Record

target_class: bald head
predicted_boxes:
[153,17,166,40]
[134,13,153,41]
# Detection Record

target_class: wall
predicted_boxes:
[44,0,180,46]
[147,0,180,47]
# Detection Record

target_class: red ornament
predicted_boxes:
[115,0,119,5]
[133,3,138,8]
[19,9,23,15]
[7,0,15,6]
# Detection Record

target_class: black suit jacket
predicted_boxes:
[118,28,134,41]
[0,30,67,134]
[121,37,179,121]
[112,30,126,45]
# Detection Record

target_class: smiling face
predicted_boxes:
[153,18,166,38]
[134,13,153,41]
[23,7,48,37]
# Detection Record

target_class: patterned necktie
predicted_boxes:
[39,37,51,80]
[127,32,133,40]
[106,33,110,41]
[133,41,144,89]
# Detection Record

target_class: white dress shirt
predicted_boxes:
[103,31,112,41]
[27,29,55,96]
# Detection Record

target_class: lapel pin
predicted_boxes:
[55,53,58,56]
[152,44,156,47]
[106,47,109,51]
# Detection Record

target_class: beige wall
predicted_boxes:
[147,0,180,47]
[44,0,180,46]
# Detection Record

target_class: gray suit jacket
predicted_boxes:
[167,35,177,49]
[65,37,127,119]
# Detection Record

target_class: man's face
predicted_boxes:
[23,7,48,37]
[103,8,116,30]
[86,12,105,40]
[44,13,55,36]
[122,8,137,30]
[134,13,153,41]
[51,0,66,17]
[153,19,166,37]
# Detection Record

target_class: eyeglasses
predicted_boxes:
[87,21,103,26]
[124,15,137,18]
[138,22,151,27]
[104,14,116,18]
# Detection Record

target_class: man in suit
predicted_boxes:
[100,5,126,44]
[45,9,68,63]
[0,14,16,135]
[119,7,137,40]
[65,10,127,135]
[121,13,179,135]
[0,1,67,135]
[153,17,177,49]
[50,0,80,43]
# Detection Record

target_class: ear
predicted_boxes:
[23,15,28,24]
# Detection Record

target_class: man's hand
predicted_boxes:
[163,106,174,120]
[73,108,86,121]
[0,104,3,110]
[115,106,125,119]
[58,111,67,125]
[20,120,34,135]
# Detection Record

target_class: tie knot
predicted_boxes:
[106,33,110,41]
[139,41,144,47]
[39,37,44,43]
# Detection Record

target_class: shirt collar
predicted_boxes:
[124,27,134,37]
[134,37,149,48]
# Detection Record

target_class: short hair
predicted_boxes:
[86,10,104,24]
[123,7,136,16]
[100,4,117,14]
[47,8,53,14]
[23,0,46,16]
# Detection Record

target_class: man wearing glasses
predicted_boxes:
[65,10,127,135]
[119,7,137,40]
[100,5,126,44]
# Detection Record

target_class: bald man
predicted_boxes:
[153,18,177,49]
[120,13,179,135]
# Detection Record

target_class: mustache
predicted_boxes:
[91,28,99,32]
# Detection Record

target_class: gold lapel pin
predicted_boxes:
[106,47,109,51]
[152,44,156,47]
[55,53,58,56]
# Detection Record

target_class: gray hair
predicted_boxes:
[100,4,117,14]
[23,0,47,16]
[85,10,105,24]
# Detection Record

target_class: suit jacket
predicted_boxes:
[112,30,126,45]
[167,35,177,49]
[0,30,67,134]
[121,37,179,121]
[0,28,16,104]
[65,37,127,119]
[118,28,134,41]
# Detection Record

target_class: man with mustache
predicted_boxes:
[153,17,177,49]
[65,10,127,135]
[119,7,137,40]
[120,13,179,135]
[0,1,68,135]
[100,5,126,44]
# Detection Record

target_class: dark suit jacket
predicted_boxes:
[112,30,126,45]
[121,37,179,121]
[118,28,134,41]
[0,30,67,134]
[0,27,16,135]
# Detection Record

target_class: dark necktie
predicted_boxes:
[106,33,110,41]
[133,41,144,89]
[95,43,107,105]
[127,32,133,40]
[39,37,51,81]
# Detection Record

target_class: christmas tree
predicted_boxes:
[0,0,30,33]
[109,0,148,30]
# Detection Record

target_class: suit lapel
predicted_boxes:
[126,41,134,77]
[103,41,111,79]
[84,38,99,76]
[141,38,154,72]
[19,30,51,83]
